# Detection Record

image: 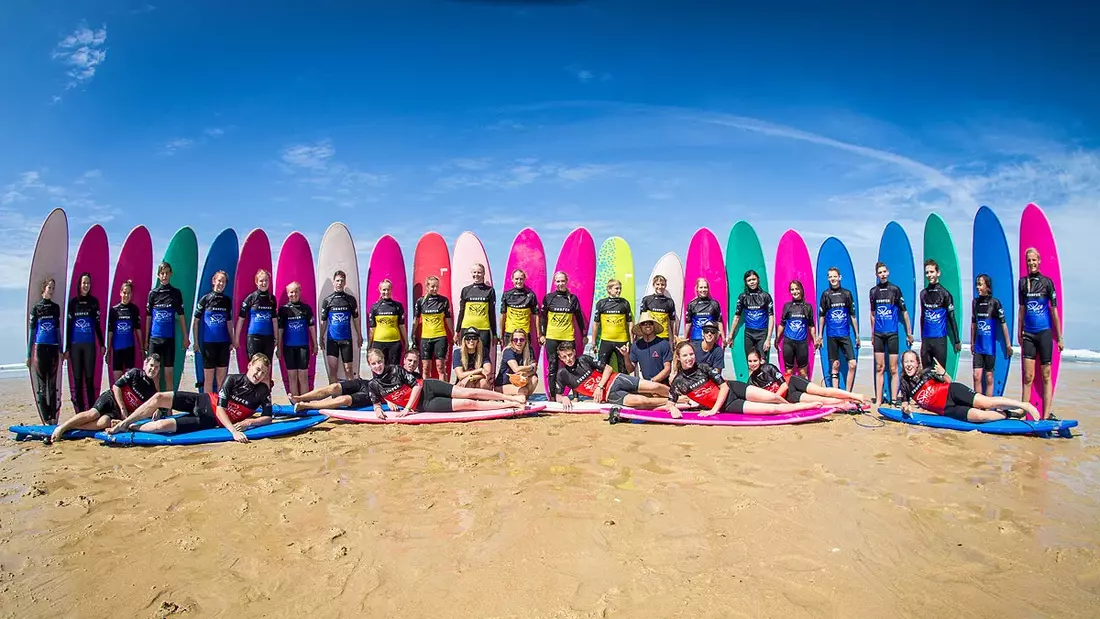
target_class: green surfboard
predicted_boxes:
[922,214,962,379]
[159,227,199,390]
[725,221,769,381]
[595,237,635,371]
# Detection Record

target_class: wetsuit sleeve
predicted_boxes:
[398,301,406,325]
[818,290,828,313]
[173,289,184,315]
[1017,278,1027,307]
[147,289,155,314]
[993,298,1006,324]
[1046,276,1058,307]
[217,376,233,409]
[583,354,604,373]
[258,386,273,417]
[763,293,773,316]
[368,302,378,328]
[703,364,724,384]
[414,298,423,319]
[686,300,696,325]
[27,304,36,357]
[713,299,724,323]
[367,379,383,405]
[970,299,979,324]
[571,295,586,337]
[734,293,745,316]
[65,301,74,351]
[488,289,497,334]
[239,292,253,316]
[402,369,418,388]
[528,292,538,313]
[668,373,681,402]
[946,290,960,344]
[195,293,207,314]
[593,299,603,321]
[894,285,906,312]
[539,295,549,334]
[320,295,331,318]
[349,296,359,319]
[107,306,119,336]
[307,304,315,326]
[93,298,105,346]
[555,366,574,393]
[845,291,855,315]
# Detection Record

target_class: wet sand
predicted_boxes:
[1,362,1099,618]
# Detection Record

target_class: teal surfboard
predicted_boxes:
[726,221,768,381]
[923,214,962,378]
[160,227,199,391]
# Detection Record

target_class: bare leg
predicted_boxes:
[744,384,787,404]
[620,394,668,410]
[888,355,900,402]
[326,355,340,384]
[830,359,841,384]
[846,360,857,392]
[343,361,357,380]
[965,408,1013,423]
[421,360,432,379]
[972,367,983,393]
[108,391,175,433]
[740,400,818,415]
[804,383,868,404]
[50,410,111,442]
[203,367,216,393]
[295,395,353,411]
[133,417,181,434]
[447,398,522,412]
[636,379,669,397]
[1021,357,1035,403]
[290,382,342,404]
[215,366,228,391]
[971,393,1040,419]
[160,366,173,391]
[435,359,448,382]
[1040,363,1053,416]
[450,385,525,405]
[982,370,994,397]
[874,352,886,403]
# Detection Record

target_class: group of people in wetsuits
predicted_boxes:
[28,246,1062,442]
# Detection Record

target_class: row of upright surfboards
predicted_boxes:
[26,204,1062,420]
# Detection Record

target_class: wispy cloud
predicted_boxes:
[431,157,616,191]
[567,66,611,83]
[1,169,117,224]
[279,139,390,208]
[52,24,108,94]
[203,127,226,137]
[161,138,194,155]
[159,127,229,155]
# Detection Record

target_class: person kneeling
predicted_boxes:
[553,341,669,411]
[898,350,1039,422]
[107,353,274,443]
[49,354,162,444]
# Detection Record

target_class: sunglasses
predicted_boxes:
[463,335,479,341]
[512,337,526,343]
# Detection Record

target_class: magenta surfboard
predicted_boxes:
[610,405,835,426]
[1019,203,1063,413]
[233,229,273,372]
[683,228,728,340]
[546,228,596,395]
[773,229,817,379]
[110,225,153,369]
[366,234,409,355]
[67,224,110,404]
[506,228,547,374]
[326,403,545,424]
[275,232,317,391]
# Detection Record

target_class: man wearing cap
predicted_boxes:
[624,312,672,384]
[692,320,726,370]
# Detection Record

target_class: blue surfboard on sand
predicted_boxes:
[194,229,239,391]
[878,407,1076,438]
[95,414,326,446]
[972,206,1014,396]
[816,236,859,387]
[877,222,916,401]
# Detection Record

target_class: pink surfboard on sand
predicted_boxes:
[610,405,835,426]
[545,228,596,395]
[773,229,817,379]
[1019,203,1063,414]
[366,235,409,360]
[683,228,728,340]
[233,229,273,372]
[110,225,153,370]
[275,232,317,391]
[327,403,545,424]
[506,228,547,379]
[67,224,110,405]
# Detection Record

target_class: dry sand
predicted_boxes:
[1,360,1099,618]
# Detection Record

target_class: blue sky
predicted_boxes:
[2,0,1099,361]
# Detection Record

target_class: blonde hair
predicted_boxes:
[652,274,666,286]
[426,275,439,286]
[249,353,271,369]
[367,348,386,364]
[510,329,533,365]
[254,269,270,283]
[460,336,485,371]
[606,278,621,291]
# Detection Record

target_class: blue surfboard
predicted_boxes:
[96,414,326,446]
[878,407,1076,438]
[877,222,916,401]
[194,229,239,391]
[815,237,859,387]
[972,206,1014,396]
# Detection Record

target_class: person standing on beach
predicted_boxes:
[776,280,815,379]
[971,274,1012,396]
[729,271,770,361]
[639,275,677,341]
[413,275,453,381]
[592,278,633,370]
[319,270,363,382]
[456,263,497,356]
[236,269,278,388]
[66,272,105,412]
[1017,248,1064,416]
[869,262,913,404]
[28,277,62,423]
[540,271,587,399]
[193,270,235,393]
[816,267,859,391]
[687,277,726,345]
[145,262,190,390]
[368,279,406,367]
[277,281,316,398]
[499,269,540,356]
[106,280,143,382]
[919,259,961,372]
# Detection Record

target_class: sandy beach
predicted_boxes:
[1,359,1098,618]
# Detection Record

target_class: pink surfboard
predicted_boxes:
[545,228,596,395]
[506,228,547,373]
[327,403,545,424]
[541,400,603,414]
[683,228,728,340]
[1019,203,1063,413]
[366,235,408,360]
[233,229,273,372]
[451,231,495,366]
[110,225,153,370]
[610,405,835,426]
[773,229,816,379]
[67,224,110,405]
[412,232,452,379]
[275,232,317,391]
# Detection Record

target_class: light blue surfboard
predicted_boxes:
[816,237,858,387]
[194,229,239,391]
[877,222,916,400]
[972,206,1014,396]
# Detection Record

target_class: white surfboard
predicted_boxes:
[451,231,496,366]
[316,223,362,381]
[26,208,69,423]
[641,251,685,339]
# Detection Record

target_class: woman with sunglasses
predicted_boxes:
[453,327,493,390]
[497,329,539,398]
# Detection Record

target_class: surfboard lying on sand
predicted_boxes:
[877,407,1076,438]
[608,406,835,426]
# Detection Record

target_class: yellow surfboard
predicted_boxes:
[595,237,635,369]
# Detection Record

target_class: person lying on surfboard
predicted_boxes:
[745,349,868,409]
[48,354,162,444]
[497,328,540,399]
[897,350,1040,422]
[665,340,819,419]
[107,353,275,444]
[403,349,423,379]
[553,341,669,412]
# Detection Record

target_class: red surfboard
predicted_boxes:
[412,232,451,378]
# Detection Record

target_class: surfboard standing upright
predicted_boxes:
[194,228,239,391]
[67,224,110,407]
[815,236,857,386]
[774,230,816,380]
[26,208,68,423]
[412,231,452,379]
[366,234,409,367]
[546,228,596,395]
[877,221,916,399]
[923,213,963,378]
[317,223,363,382]
[642,251,685,338]
[506,227,547,362]
[233,229,273,373]
[159,226,198,390]
[594,236,635,371]
[275,231,317,391]
[452,231,496,369]
[726,221,768,381]
[1019,203,1063,414]
[972,206,1014,396]
[685,227,728,366]
[110,226,153,373]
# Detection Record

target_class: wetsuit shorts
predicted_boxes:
[785,375,810,404]
[1021,330,1053,365]
[597,340,627,369]
[149,337,175,366]
[417,379,455,412]
[247,335,275,363]
[172,392,220,432]
[972,353,995,371]
[605,374,639,406]
[201,341,230,368]
[718,382,747,414]
[941,382,977,421]
[420,337,449,361]
[111,347,137,373]
[283,345,309,371]
[873,332,898,355]
[92,391,124,420]
[782,338,809,370]
[828,336,856,365]
[375,340,402,366]
[326,339,354,363]
[743,328,768,358]
[920,337,948,370]
[338,379,372,409]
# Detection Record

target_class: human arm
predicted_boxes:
[699,381,729,418]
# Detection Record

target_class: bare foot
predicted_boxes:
[50,428,64,443]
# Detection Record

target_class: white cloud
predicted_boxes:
[431,158,615,192]
[567,66,611,83]
[281,140,336,170]
[278,140,389,208]
[203,127,226,137]
[161,138,194,155]
[52,24,108,91]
